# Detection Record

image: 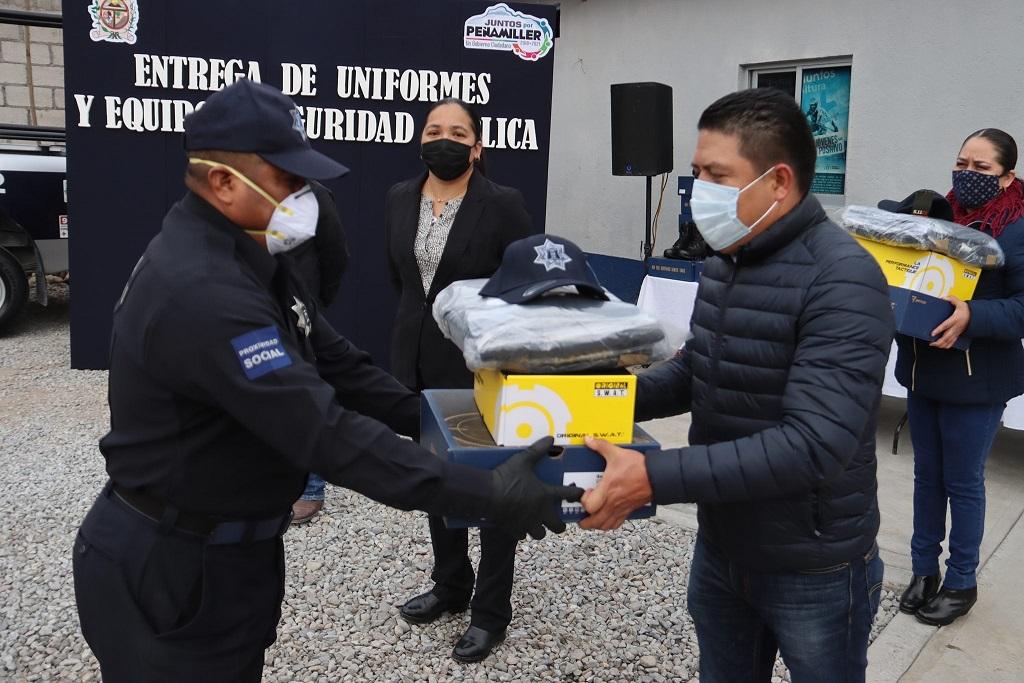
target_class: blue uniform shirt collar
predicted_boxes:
[180,191,278,288]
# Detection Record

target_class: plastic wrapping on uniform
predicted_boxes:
[837,205,1005,268]
[433,279,673,373]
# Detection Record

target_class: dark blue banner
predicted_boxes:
[64,0,556,369]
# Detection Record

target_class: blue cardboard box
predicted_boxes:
[889,286,970,351]
[646,256,703,282]
[421,389,659,528]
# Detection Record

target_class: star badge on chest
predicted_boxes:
[291,296,311,337]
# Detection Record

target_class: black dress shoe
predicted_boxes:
[898,574,940,614]
[915,586,978,626]
[399,591,467,625]
[452,625,506,663]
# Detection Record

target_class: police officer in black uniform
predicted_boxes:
[72,79,582,682]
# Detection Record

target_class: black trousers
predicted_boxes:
[73,487,285,682]
[427,515,518,631]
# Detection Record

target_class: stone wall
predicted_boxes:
[0,0,63,128]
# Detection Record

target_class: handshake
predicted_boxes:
[486,435,654,540]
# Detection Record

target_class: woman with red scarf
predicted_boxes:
[895,128,1024,626]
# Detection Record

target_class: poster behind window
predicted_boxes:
[802,65,851,195]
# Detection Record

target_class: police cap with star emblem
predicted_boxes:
[184,78,348,180]
[479,234,609,304]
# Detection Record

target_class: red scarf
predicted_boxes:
[946,177,1024,238]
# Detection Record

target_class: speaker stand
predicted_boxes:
[644,175,653,260]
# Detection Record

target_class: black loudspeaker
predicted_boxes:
[610,82,673,176]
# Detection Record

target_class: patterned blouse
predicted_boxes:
[414,195,464,294]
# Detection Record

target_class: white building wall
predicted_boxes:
[537,0,1024,257]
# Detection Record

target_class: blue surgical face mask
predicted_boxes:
[690,166,779,252]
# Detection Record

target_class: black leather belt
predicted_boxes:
[110,483,292,545]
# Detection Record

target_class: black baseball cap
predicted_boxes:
[184,78,348,180]
[877,190,954,221]
[479,234,609,304]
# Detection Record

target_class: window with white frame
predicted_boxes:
[747,58,852,196]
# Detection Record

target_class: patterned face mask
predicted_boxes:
[951,169,1002,209]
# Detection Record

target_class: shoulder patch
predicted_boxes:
[231,326,293,380]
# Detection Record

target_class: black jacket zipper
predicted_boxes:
[706,261,741,408]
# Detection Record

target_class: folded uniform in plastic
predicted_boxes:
[433,279,673,373]
[838,205,1005,268]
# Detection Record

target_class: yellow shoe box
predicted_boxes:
[854,237,981,300]
[473,368,636,446]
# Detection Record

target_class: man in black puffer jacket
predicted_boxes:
[581,89,895,682]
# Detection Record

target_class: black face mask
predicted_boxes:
[421,139,473,181]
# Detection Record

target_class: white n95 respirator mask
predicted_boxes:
[189,158,320,254]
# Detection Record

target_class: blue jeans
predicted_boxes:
[300,473,325,501]
[907,391,1004,589]
[687,535,883,683]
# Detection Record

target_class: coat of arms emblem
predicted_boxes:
[89,0,139,45]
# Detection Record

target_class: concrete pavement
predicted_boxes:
[897,510,1024,682]
[641,396,1024,682]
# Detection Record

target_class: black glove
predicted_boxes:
[488,436,585,541]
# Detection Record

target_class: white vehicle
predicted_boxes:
[0,135,68,331]
[0,9,66,332]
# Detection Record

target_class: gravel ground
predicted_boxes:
[0,282,899,682]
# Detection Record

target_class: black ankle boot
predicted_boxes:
[663,234,688,259]
[664,221,709,260]
[680,221,711,259]
[664,220,692,259]
[898,574,940,614]
[915,586,978,626]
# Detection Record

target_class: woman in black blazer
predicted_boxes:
[385,98,533,663]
